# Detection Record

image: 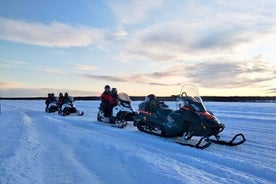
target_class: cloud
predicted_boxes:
[147,82,177,86]
[185,59,276,88]
[119,18,275,63]
[0,59,28,68]
[83,65,185,86]
[0,17,105,47]
[42,69,68,75]
[41,65,99,78]
[72,64,99,71]
[112,0,276,63]
[84,74,129,83]
[106,0,162,26]
[82,58,275,91]
[267,88,276,94]
[0,81,23,89]
[3,59,28,65]
[0,87,98,97]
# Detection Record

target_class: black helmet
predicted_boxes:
[104,85,110,92]
[111,87,117,94]
[145,94,156,101]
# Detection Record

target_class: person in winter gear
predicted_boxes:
[45,93,58,112]
[57,92,64,112]
[109,88,118,106]
[107,87,119,117]
[45,93,51,109]
[101,85,111,101]
[45,93,57,108]
[144,94,160,112]
[63,92,73,104]
[100,85,111,116]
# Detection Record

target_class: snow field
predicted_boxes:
[0,100,275,184]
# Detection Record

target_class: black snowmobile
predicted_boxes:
[45,93,58,113]
[134,84,246,149]
[59,96,84,116]
[45,101,59,113]
[97,92,136,128]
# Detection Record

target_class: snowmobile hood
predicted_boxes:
[198,111,215,120]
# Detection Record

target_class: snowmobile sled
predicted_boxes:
[59,97,84,116]
[45,101,58,113]
[97,92,136,128]
[134,84,246,149]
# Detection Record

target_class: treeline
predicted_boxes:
[1,96,276,102]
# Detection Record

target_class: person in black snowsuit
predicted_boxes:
[57,92,64,113]
[139,94,168,114]
[62,92,73,104]
[45,93,57,108]
[60,92,77,115]
[144,94,160,112]
[45,93,52,109]
[45,93,58,112]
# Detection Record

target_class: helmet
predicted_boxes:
[145,94,156,101]
[111,87,117,94]
[64,92,68,97]
[104,85,110,92]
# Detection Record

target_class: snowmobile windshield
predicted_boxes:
[118,92,131,102]
[177,84,206,112]
[183,97,205,112]
[69,96,74,102]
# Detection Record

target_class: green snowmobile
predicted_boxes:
[134,84,246,149]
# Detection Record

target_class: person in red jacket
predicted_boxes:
[107,87,119,117]
[100,85,111,116]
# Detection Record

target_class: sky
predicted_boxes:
[0,0,276,97]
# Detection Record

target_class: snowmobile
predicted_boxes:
[59,97,84,116]
[45,101,58,113]
[134,84,246,149]
[97,92,136,128]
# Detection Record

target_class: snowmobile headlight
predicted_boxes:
[215,117,222,124]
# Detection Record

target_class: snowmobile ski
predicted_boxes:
[176,136,211,149]
[60,110,84,116]
[78,111,84,116]
[210,133,246,146]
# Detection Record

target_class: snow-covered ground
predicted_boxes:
[0,100,275,184]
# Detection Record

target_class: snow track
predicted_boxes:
[0,100,275,184]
